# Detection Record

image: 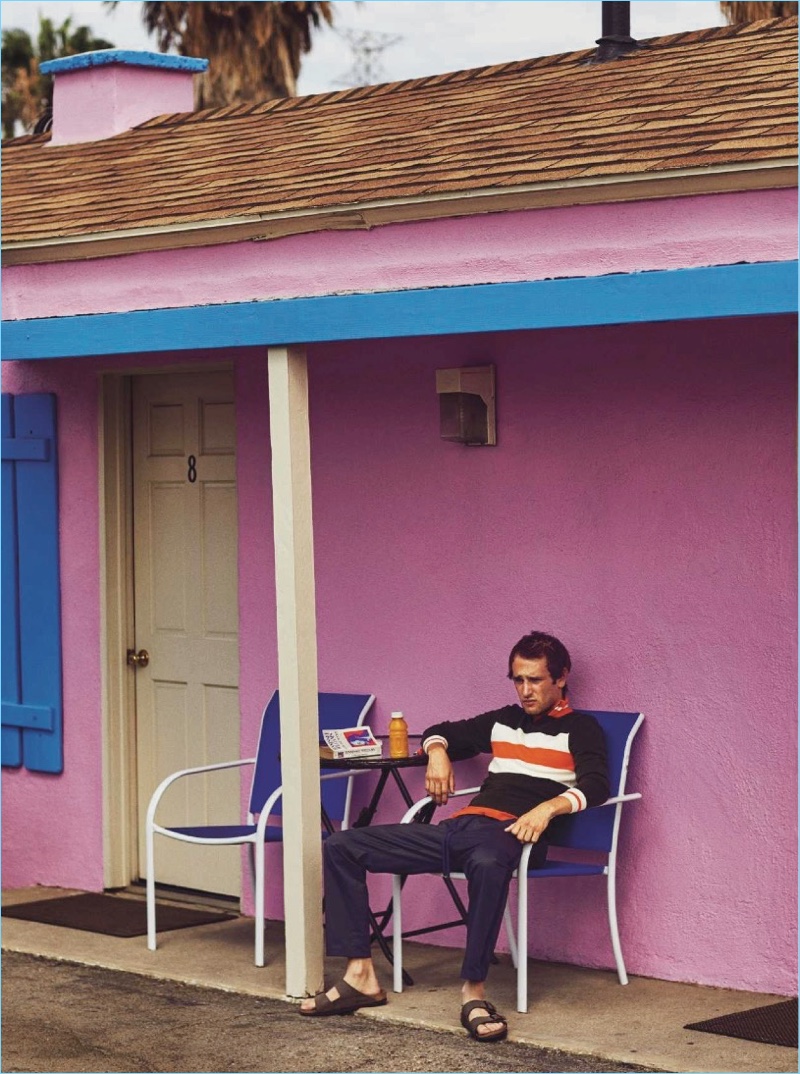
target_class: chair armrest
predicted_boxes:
[398,789,641,826]
[254,767,378,834]
[600,792,642,806]
[515,793,642,871]
[399,787,482,824]
[146,757,256,828]
[319,768,378,784]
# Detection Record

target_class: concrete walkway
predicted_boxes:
[2,887,796,1074]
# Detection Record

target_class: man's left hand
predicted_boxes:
[505,798,568,843]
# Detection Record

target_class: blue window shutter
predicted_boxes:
[1,393,63,773]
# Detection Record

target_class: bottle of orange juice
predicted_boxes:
[388,712,409,758]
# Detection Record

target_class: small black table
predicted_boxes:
[319,748,433,828]
[319,742,470,984]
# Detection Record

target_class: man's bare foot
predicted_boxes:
[460,981,508,1040]
[299,958,383,1013]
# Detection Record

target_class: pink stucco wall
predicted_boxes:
[298,316,795,996]
[2,189,796,321]
[4,312,794,996]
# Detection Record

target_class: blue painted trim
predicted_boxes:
[2,262,795,361]
[1,703,55,732]
[1,438,50,462]
[14,394,63,773]
[40,50,208,75]
[0,394,63,773]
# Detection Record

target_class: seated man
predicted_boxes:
[300,630,609,1042]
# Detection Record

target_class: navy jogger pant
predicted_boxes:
[322,814,546,981]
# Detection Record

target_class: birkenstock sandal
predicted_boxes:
[299,978,388,1016]
[460,999,508,1042]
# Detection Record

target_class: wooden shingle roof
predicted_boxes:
[2,16,797,263]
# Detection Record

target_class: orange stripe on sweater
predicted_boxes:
[492,740,575,770]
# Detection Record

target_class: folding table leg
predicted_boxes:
[369,899,414,986]
[442,875,469,921]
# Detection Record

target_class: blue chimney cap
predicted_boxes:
[40,50,208,75]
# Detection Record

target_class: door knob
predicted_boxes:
[126,648,150,668]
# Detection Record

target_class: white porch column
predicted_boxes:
[267,344,324,998]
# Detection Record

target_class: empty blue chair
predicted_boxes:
[391,710,643,1011]
[146,690,375,965]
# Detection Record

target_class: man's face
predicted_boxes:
[511,655,567,718]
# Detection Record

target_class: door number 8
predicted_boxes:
[187,455,197,483]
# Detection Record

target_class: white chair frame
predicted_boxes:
[146,692,375,966]
[391,711,643,1012]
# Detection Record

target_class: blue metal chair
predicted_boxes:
[391,710,643,1011]
[146,690,375,966]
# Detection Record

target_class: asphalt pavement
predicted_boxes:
[2,952,659,1073]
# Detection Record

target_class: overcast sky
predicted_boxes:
[1,1,726,95]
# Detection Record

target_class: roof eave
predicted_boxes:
[2,160,796,267]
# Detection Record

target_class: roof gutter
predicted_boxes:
[2,160,796,266]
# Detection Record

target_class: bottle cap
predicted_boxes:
[391,711,404,719]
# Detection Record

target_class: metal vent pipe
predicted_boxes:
[588,1,644,63]
[602,1,632,38]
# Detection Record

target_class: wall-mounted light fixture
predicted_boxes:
[436,364,496,446]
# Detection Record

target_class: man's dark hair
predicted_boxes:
[507,631,571,684]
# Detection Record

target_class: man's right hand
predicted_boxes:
[425,744,455,805]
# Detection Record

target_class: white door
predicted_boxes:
[132,371,241,897]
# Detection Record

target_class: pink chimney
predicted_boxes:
[39,50,208,146]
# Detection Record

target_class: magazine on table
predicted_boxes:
[320,725,382,759]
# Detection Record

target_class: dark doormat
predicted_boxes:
[2,893,236,938]
[685,998,798,1048]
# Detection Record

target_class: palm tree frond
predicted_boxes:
[720,2,797,23]
[2,15,114,137]
[128,2,333,107]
